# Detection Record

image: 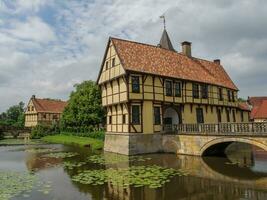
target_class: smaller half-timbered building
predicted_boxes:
[24,95,67,127]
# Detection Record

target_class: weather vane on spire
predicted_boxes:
[160,15,166,30]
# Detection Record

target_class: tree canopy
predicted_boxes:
[61,80,104,130]
[0,102,25,127]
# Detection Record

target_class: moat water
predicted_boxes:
[1,142,267,200]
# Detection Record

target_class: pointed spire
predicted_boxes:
[159,29,175,51]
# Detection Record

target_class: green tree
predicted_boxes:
[61,80,104,130]
[0,102,25,127]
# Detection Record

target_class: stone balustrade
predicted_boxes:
[163,122,267,135]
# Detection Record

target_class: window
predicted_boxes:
[105,61,109,70]
[217,109,222,123]
[112,58,115,67]
[131,76,140,93]
[53,114,58,120]
[241,111,244,122]
[227,90,231,102]
[226,109,230,122]
[232,91,235,102]
[196,108,204,123]
[165,80,172,96]
[174,82,181,97]
[232,110,236,122]
[154,107,161,125]
[31,106,34,111]
[122,114,126,124]
[108,116,112,124]
[132,105,140,124]
[192,83,199,98]
[28,107,30,111]
[43,114,46,119]
[218,88,223,101]
[201,84,208,99]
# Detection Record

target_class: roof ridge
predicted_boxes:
[111,37,224,66]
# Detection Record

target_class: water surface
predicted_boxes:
[1,142,267,200]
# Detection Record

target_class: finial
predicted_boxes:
[160,15,166,30]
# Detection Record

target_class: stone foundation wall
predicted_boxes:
[104,133,163,155]
[105,133,267,156]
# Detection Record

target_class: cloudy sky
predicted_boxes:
[0,0,267,112]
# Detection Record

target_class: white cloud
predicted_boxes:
[4,17,56,44]
[0,0,267,112]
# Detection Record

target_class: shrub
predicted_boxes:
[31,123,60,139]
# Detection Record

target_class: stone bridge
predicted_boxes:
[0,125,31,138]
[105,122,267,156]
[163,122,267,156]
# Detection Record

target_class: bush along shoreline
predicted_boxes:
[28,123,104,150]
[42,134,104,150]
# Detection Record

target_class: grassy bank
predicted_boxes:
[42,135,104,150]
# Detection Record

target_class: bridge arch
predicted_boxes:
[200,137,267,156]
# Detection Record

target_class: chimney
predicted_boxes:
[181,41,192,57]
[214,59,221,65]
[31,95,36,99]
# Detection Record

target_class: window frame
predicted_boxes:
[108,116,112,124]
[201,84,208,99]
[122,114,126,124]
[131,76,140,93]
[132,105,140,125]
[112,58,115,67]
[105,61,109,70]
[192,83,199,99]
[196,108,204,123]
[174,82,182,97]
[226,109,230,122]
[218,88,223,101]
[231,91,235,102]
[165,80,173,96]
[232,109,236,122]
[154,106,161,125]
[227,90,232,102]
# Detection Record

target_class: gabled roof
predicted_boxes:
[248,96,267,107]
[252,100,267,119]
[248,97,267,119]
[110,37,238,90]
[32,98,67,113]
[159,29,175,51]
[238,102,250,111]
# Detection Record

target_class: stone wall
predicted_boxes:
[105,132,267,156]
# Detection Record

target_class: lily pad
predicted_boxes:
[72,165,184,189]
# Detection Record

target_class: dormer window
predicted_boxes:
[131,76,140,93]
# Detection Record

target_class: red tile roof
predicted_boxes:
[238,102,251,111]
[248,97,267,107]
[32,98,67,113]
[111,37,238,90]
[249,97,267,119]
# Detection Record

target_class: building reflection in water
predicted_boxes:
[23,143,267,200]
[102,143,267,200]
